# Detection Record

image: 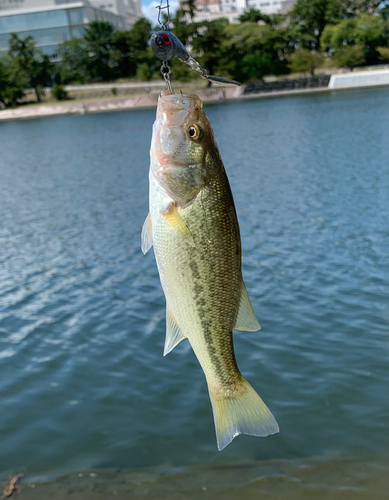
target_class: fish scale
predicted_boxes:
[142,92,279,450]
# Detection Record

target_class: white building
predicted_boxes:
[0,0,142,30]
[182,0,295,23]
[242,0,292,15]
[88,0,142,29]
[0,1,127,59]
[0,0,143,60]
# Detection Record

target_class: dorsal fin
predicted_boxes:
[235,282,261,331]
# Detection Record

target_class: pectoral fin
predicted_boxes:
[164,308,187,356]
[141,213,153,255]
[235,282,261,331]
[161,202,195,248]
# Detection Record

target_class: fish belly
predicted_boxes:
[151,174,241,386]
[149,171,279,450]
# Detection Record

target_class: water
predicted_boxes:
[0,88,388,493]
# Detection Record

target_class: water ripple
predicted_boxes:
[0,89,388,476]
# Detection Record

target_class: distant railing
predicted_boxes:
[244,76,331,95]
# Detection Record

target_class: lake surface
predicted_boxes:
[0,88,388,495]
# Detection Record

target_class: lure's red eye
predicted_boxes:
[162,34,171,46]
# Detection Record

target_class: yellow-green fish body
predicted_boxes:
[142,92,279,450]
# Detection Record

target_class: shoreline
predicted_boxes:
[1,79,388,123]
[4,454,388,500]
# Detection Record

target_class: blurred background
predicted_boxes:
[0,0,388,106]
[0,1,389,499]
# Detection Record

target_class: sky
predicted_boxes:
[141,0,179,26]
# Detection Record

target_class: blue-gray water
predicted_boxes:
[0,88,388,486]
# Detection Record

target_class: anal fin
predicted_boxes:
[164,307,187,356]
[235,282,261,331]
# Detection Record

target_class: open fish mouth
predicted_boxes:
[157,92,203,127]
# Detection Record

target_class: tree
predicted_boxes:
[128,17,152,56]
[128,18,158,79]
[0,60,27,107]
[221,22,288,81]
[380,2,389,20]
[0,59,9,107]
[239,8,271,24]
[182,0,197,22]
[111,30,135,78]
[377,46,389,61]
[57,38,89,84]
[241,52,274,80]
[288,0,331,50]
[190,19,229,81]
[136,62,152,81]
[0,55,29,107]
[333,45,365,67]
[321,14,388,64]
[288,48,323,75]
[84,21,115,81]
[8,34,51,102]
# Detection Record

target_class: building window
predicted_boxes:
[68,9,83,26]
[0,9,68,34]
[70,26,85,39]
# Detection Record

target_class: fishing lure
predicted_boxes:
[150,30,241,87]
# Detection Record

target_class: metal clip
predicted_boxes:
[156,0,170,31]
[161,60,173,94]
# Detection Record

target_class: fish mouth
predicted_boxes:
[152,92,204,170]
[157,92,203,127]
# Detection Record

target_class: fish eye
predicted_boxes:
[162,34,171,46]
[188,124,202,140]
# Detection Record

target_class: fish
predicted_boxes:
[150,30,241,87]
[141,91,279,450]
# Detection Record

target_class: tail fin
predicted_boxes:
[208,378,279,451]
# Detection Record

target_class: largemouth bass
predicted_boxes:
[142,92,279,450]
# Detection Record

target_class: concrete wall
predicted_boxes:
[329,70,389,89]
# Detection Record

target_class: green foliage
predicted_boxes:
[136,62,152,81]
[8,34,51,103]
[57,38,89,84]
[0,58,26,107]
[325,0,382,22]
[51,84,68,100]
[191,19,229,77]
[380,3,389,20]
[239,8,271,24]
[288,0,331,49]
[0,60,7,106]
[333,45,365,67]
[181,0,197,22]
[1,6,388,108]
[320,14,388,64]
[288,48,323,75]
[84,21,115,81]
[111,31,134,78]
[128,18,152,59]
[241,53,273,80]
[221,22,288,81]
[127,18,157,76]
[377,46,389,61]
[170,58,196,82]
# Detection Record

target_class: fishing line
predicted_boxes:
[153,0,240,91]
